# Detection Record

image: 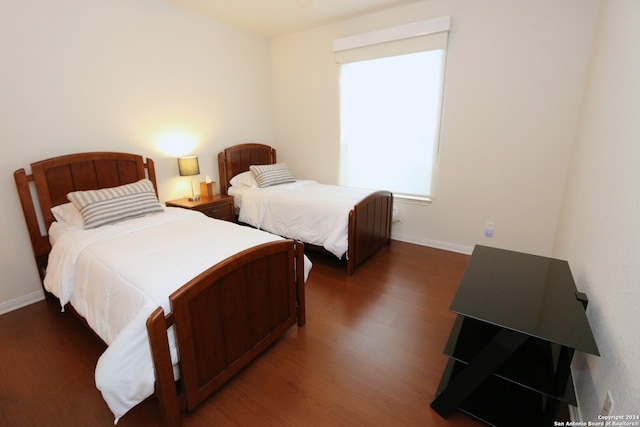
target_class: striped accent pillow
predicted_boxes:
[249,163,295,188]
[67,179,164,229]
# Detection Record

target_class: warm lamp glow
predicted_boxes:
[155,131,198,157]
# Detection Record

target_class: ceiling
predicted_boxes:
[162,0,425,37]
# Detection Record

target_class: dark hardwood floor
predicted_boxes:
[0,241,489,426]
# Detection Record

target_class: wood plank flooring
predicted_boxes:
[0,241,489,426]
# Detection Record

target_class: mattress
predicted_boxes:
[229,180,378,259]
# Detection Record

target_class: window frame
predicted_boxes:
[333,17,451,201]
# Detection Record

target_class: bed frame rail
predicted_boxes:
[147,240,306,427]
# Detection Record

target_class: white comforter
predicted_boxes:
[230,180,378,259]
[44,207,310,423]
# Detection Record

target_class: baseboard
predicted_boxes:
[391,233,474,255]
[568,366,583,423]
[0,290,45,315]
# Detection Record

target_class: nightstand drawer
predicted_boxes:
[165,195,235,222]
[195,200,234,221]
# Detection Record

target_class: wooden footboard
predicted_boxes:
[146,240,305,427]
[347,191,393,275]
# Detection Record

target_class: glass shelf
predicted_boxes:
[443,316,577,405]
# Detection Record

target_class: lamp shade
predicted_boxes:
[178,156,200,176]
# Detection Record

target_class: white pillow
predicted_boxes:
[229,171,258,188]
[67,179,164,229]
[249,163,295,188]
[51,202,85,227]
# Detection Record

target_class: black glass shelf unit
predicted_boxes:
[431,245,599,426]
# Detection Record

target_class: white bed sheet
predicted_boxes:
[44,207,311,423]
[229,180,378,259]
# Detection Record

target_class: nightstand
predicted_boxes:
[165,194,235,222]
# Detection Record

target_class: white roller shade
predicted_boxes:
[333,17,450,64]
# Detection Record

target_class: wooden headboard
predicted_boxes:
[14,152,157,282]
[217,143,276,196]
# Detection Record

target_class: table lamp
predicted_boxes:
[178,156,200,201]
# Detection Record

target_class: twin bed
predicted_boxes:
[14,146,393,425]
[218,143,394,275]
[14,152,308,426]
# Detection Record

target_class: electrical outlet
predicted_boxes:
[601,391,614,416]
[485,222,495,237]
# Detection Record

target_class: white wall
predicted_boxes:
[0,0,275,312]
[554,0,640,420]
[270,0,600,256]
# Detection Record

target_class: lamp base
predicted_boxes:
[188,177,200,201]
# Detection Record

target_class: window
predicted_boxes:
[334,18,449,200]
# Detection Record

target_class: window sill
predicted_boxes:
[394,194,433,206]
